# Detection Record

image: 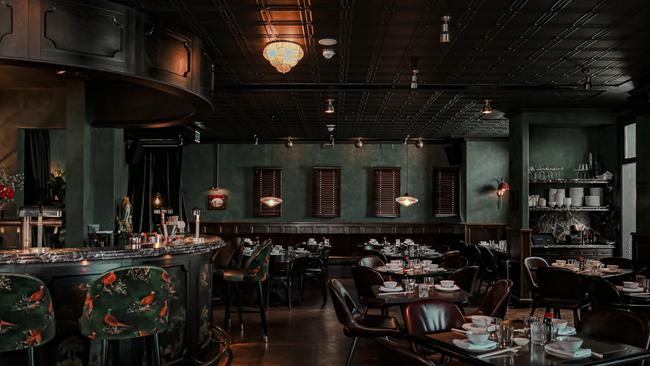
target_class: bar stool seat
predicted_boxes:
[0,273,55,366]
[79,266,172,366]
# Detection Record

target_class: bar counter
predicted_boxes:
[0,236,224,366]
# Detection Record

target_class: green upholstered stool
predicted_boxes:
[223,240,272,341]
[0,273,55,366]
[212,238,245,303]
[79,266,172,366]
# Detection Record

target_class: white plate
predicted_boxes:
[621,287,644,293]
[558,326,577,336]
[379,286,404,292]
[452,339,497,352]
[544,343,591,359]
[434,284,460,292]
[425,267,445,273]
[602,268,621,273]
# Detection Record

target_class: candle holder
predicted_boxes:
[192,207,202,240]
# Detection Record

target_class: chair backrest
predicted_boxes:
[477,245,498,270]
[479,279,513,319]
[404,299,465,339]
[358,255,385,268]
[351,266,384,301]
[440,253,469,269]
[0,273,55,353]
[466,245,483,267]
[269,254,293,278]
[600,257,634,270]
[79,266,172,340]
[362,249,388,263]
[374,338,435,366]
[523,256,548,291]
[449,266,479,295]
[536,267,586,302]
[583,276,622,307]
[328,279,359,327]
[212,237,243,269]
[578,308,650,349]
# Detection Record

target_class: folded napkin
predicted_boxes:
[452,339,495,350]
[547,345,591,358]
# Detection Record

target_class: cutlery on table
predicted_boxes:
[378,291,411,296]
[477,346,521,359]
[451,328,466,334]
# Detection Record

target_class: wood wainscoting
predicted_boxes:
[200,221,509,257]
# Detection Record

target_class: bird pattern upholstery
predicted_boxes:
[223,241,272,282]
[0,273,55,353]
[79,266,172,340]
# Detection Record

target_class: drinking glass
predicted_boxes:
[645,279,650,292]
[637,275,646,288]
[418,283,429,298]
[530,320,546,345]
[501,325,514,348]
[489,318,502,342]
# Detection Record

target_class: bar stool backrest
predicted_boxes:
[79,266,172,340]
[0,273,55,353]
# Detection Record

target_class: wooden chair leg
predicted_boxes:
[224,282,231,329]
[82,337,91,366]
[287,279,292,310]
[573,309,580,327]
[234,283,244,330]
[257,281,269,342]
[346,337,359,366]
[320,276,327,308]
[27,347,35,366]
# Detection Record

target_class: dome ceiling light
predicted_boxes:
[263,40,304,74]
[396,136,419,208]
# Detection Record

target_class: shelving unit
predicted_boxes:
[529,206,610,212]
[529,179,611,185]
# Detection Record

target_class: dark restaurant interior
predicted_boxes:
[2,0,650,365]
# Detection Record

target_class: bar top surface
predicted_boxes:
[0,236,224,264]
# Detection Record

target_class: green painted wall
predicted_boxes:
[182,143,456,222]
[464,140,509,223]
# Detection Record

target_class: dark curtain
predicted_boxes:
[24,129,51,205]
[127,148,186,232]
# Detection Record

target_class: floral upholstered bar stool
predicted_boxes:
[0,273,55,366]
[79,266,172,366]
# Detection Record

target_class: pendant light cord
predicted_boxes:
[215,143,220,188]
[406,143,410,192]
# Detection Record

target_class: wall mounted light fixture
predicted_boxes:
[355,137,363,148]
[440,16,451,43]
[496,179,510,208]
[482,99,493,114]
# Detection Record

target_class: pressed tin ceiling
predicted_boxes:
[121,0,650,140]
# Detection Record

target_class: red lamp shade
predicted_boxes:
[497,181,510,197]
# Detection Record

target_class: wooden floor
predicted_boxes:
[212,278,573,366]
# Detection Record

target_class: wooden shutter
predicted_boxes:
[253,167,282,217]
[433,167,460,217]
[313,167,341,218]
[373,167,400,217]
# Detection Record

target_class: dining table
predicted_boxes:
[370,284,469,307]
[374,265,455,280]
[409,329,650,366]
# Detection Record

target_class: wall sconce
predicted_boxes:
[496,179,510,208]
[152,192,164,209]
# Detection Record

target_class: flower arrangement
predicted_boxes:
[0,165,24,209]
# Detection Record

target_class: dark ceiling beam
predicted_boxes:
[217,82,602,91]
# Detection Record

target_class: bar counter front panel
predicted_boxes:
[0,237,224,366]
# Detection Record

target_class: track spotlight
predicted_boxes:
[253,134,259,146]
[440,16,451,43]
[482,99,493,114]
[416,137,424,149]
[410,69,419,89]
[324,99,335,114]
[355,138,363,148]
[285,137,293,148]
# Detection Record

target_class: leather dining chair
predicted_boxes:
[578,308,650,349]
[351,265,388,314]
[440,254,469,270]
[536,267,590,326]
[358,255,385,269]
[477,245,500,295]
[295,256,328,308]
[523,256,549,316]
[404,299,465,360]
[362,249,388,263]
[449,266,479,304]
[374,338,435,366]
[600,256,634,270]
[328,279,401,366]
[468,278,513,319]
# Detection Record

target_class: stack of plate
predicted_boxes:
[589,187,604,202]
[585,195,601,207]
[555,189,566,206]
[569,187,584,207]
